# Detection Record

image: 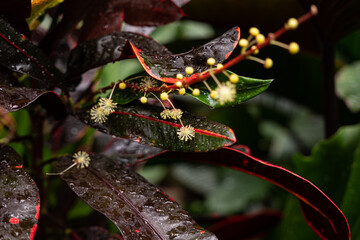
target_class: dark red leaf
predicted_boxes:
[121,0,184,26]
[0,145,40,240]
[0,86,66,119]
[57,153,218,240]
[0,18,64,87]
[67,32,171,78]
[157,147,350,240]
[0,0,31,36]
[131,27,240,83]
[76,102,236,152]
[208,210,282,240]
[79,1,124,42]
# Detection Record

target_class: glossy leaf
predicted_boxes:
[76,102,236,152]
[208,210,282,240]
[57,153,218,240]
[335,60,360,113]
[0,18,63,87]
[157,147,350,240]
[0,86,66,119]
[0,145,40,240]
[0,0,31,36]
[67,32,171,78]
[189,71,272,107]
[131,27,240,82]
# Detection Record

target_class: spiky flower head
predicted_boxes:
[140,76,156,90]
[90,106,108,123]
[160,109,172,119]
[177,125,195,141]
[215,81,236,105]
[99,98,117,114]
[73,151,91,169]
[170,109,183,120]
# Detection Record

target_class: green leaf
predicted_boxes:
[336,61,360,113]
[273,124,360,239]
[57,153,218,240]
[76,102,236,152]
[189,71,272,108]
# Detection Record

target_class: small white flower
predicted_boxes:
[73,151,91,169]
[98,97,117,115]
[90,106,108,123]
[170,109,183,120]
[177,125,195,141]
[215,81,236,105]
[160,109,172,119]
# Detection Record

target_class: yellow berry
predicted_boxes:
[178,88,186,95]
[229,74,239,83]
[160,92,168,101]
[192,88,200,96]
[239,39,248,47]
[287,18,298,30]
[289,42,300,54]
[249,27,260,36]
[176,73,183,80]
[140,96,147,104]
[216,63,224,70]
[207,58,216,66]
[175,81,182,87]
[264,58,273,69]
[210,91,218,99]
[185,66,194,75]
[256,34,265,44]
[251,46,259,55]
[119,82,126,90]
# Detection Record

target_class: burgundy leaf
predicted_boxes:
[157,147,350,240]
[0,86,66,119]
[131,27,240,83]
[121,0,184,26]
[78,1,124,42]
[57,153,218,240]
[0,145,40,240]
[208,210,282,240]
[67,32,171,78]
[76,102,236,152]
[0,18,64,87]
[0,0,31,36]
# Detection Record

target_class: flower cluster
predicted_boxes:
[90,83,118,124]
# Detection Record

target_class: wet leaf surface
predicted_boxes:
[208,210,282,240]
[189,71,272,107]
[76,102,236,152]
[0,145,40,240]
[0,86,66,119]
[0,18,63,87]
[157,147,350,240]
[67,32,171,78]
[58,153,218,240]
[131,27,240,82]
[63,226,123,240]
